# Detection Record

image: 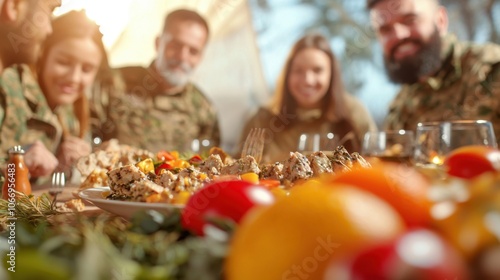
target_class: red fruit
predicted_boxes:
[181,180,274,236]
[445,146,500,179]
[154,162,173,175]
[344,229,470,280]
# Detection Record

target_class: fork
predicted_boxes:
[49,171,66,208]
[337,131,360,152]
[241,128,266,164]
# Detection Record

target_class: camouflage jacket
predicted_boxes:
[95,65,221,153]
[0,65,62,162]
[240,94,377,163]
[384,35,500,145]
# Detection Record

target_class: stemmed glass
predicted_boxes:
[190,138,212,155]
[361,130,415,165]
[413,120,497,177]
[297,132,338,154]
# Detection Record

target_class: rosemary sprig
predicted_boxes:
[0,191,60,229]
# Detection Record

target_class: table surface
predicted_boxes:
[31,183,104,215]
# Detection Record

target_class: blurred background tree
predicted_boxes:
[249,0,500,126]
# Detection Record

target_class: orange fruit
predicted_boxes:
[269,187,289,200]
[225,184,405,280]
[323,162,432,227]
[436,206,499,260]
[432,174,500,260]
[240,172,259,183]
[257,179,281,189]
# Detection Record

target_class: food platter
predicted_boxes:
[78,187,184,219]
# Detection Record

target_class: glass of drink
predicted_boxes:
[297,132,338,155]
[190,138,212,155]
[414,120,497,165]
[361,130,414,165]
[413,120,497,179]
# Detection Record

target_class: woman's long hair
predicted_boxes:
[37,10,110,139]
[269,33,360,149]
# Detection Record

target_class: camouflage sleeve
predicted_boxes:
[487,62,500,147]
[89,69,124,142]
[192,86,221,147]
[0,69,22,161]
[0,92,6,163]
[200,107,221,147]
[55,104,80,137]
[383,88,408,131]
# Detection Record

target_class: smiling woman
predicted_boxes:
[238,33,378,163]
[37,10,106,137]
[35,10,111,177]
[40,31,102,110]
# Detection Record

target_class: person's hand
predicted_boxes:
[24,140,59,177]
[56,136,92,170]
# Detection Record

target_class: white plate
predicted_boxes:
[78,187,183,219]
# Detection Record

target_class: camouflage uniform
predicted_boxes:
[94,64,221,153]
[55,104,81,138]
[384,35,500,145]
[240,94,377,163]
[0,64,62,162]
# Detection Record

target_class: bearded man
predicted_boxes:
[368,0,500,146]
[99,9,220,153]
[0,0,61,177]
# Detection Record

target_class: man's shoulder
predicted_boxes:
[457,39,500,65]
[186,83,206,95]
[115,65,162,90]
[1,65,22,83]
[0,65,28,97]
[117,65,150,81]
[185,83,214,103]
[117,65,149,76]
[453,39,500,84]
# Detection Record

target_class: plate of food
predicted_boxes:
[75,140,373,219]
[78,186,184,219]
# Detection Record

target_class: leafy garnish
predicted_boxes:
[0,196,230,279]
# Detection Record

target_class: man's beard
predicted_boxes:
[155,58,193,87]
[384,28,443,84]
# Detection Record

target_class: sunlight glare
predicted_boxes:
[54,0,133,49]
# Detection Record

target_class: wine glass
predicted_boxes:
[297,132,338,155]
[413,120,497,178]
[361,130,415,165]
[190,138,212,155]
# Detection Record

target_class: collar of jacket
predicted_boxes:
[296,108,322,121]
[420,34,461,90]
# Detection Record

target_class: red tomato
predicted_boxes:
[445,145,500,179]
[181,180,275,236]
[154,162,173,175]
[156,150,175,161]
[188,154,203,165]
[333,229,471,280]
